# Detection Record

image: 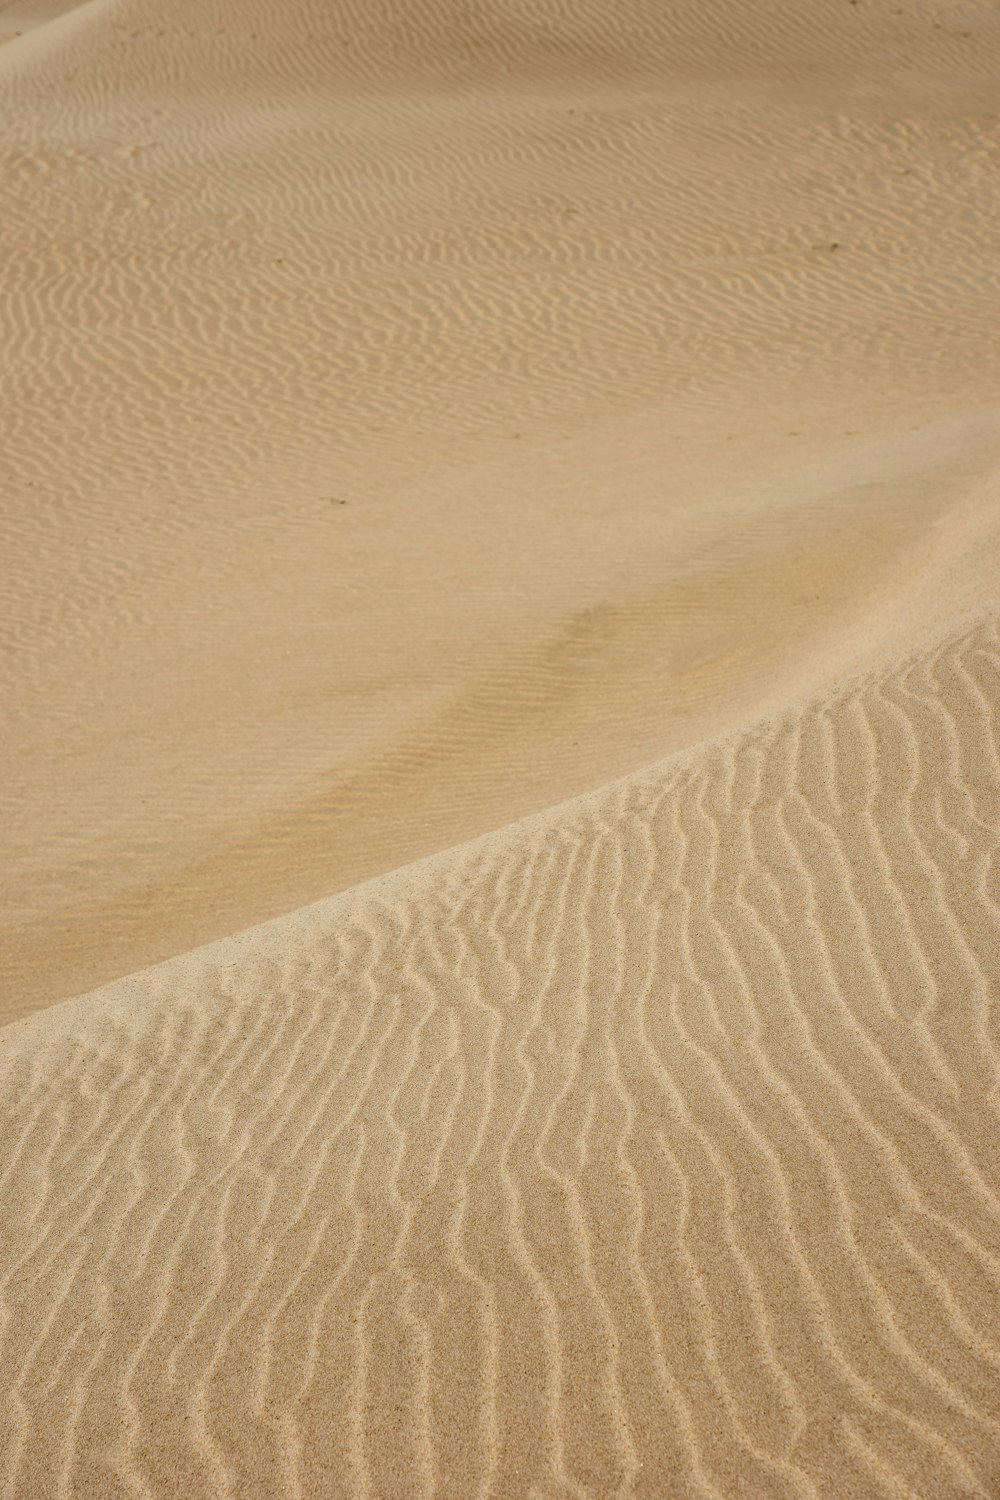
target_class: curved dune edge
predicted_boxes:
[2,614,999,1498]
[6,0,1000,1015]
[0,0,104,46]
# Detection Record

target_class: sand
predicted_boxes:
[2,0,1000,1494]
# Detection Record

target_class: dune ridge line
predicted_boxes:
[2,616,999,1496]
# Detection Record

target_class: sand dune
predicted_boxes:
[4,0,1000,1011]
[2,619,1000,1497]
[3,0,1000,1493]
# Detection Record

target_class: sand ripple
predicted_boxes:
[2,621,998,1497]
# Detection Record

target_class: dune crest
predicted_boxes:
[3,618,999,1497]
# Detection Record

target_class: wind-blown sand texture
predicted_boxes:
[3,623,1000,1497]
[2,0,1000,1495]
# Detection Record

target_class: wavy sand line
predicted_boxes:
[2,619,999,1497]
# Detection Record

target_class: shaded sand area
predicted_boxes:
[3,0,1000,1495]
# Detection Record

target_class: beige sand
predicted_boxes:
[3,621,1000,1497]
[2,0,1000,1494]
[4,0,1000,1014]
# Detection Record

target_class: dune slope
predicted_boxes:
[4,0,1000,1011]
[3,0,1000,1492]
[2,617,999,1498]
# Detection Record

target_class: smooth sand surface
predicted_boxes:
[2,0,1000,1494]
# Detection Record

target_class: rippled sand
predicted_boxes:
[2,0,1000,1495]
